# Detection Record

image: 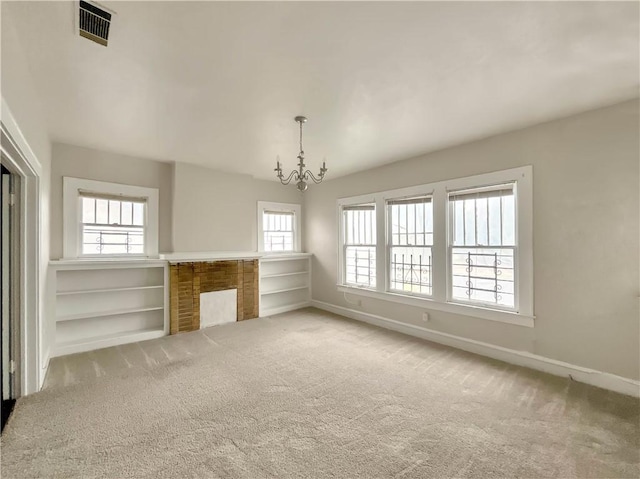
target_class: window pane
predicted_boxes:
[95,199,108,224]
[453,200,464,246]
[82,225,144,256]
[108,200,121,224]
[82,197,95,223]
[133,203,144,226]
[450,247,515,308]
[121,202,133,225]
[502,195,515,246]
[464,199,475,245]
[488,197,502,246]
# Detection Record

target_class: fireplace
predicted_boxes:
[169,260,259,333]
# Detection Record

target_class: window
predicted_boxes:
[388,196,433,296]
[449,184,515,309]
[257,201,301,252]
[343,204,376,287]
[63,177,159,259]
[262,210,294,252]
[337,166,533,326]
[80,193,146,255]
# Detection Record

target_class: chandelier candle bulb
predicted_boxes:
[275,116,328,192]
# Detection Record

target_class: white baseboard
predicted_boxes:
[311,300,640,398]
[39,347,51,390]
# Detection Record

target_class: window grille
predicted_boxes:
[449,184,516,308]
[343,204,376,287]
[388,196,433,296]
[80,193,145,255]
[263,210,295,252]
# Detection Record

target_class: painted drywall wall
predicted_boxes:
[305,100,640,381]
[172,162,302,252]
[50,143,174,258]
[1,18,53,392]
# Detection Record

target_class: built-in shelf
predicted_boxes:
[261,286,309,296]
[260,254,311,317]
[57,306,164,323]
[261,271,308,279]
[57,285,164,296]
[51,260,169,357]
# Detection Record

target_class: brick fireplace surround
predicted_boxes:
[169,260,259,334]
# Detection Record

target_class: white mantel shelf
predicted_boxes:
[50,252,313,267]
[160,252,312,263]
[50,258,167,269]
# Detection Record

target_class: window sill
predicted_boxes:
[336,285,534,327]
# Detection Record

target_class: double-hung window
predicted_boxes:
[63,177,159,259]
[80,192,146,255]
[342,204,376,287]
[262,210,295,252]
[337,166,533,325]
[387,196,433,296]
[449,184,516,309]
[257,201,302,253]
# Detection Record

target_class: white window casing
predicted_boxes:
[257,201,302,253]
[337,166,534,327]
[63,177,159,259]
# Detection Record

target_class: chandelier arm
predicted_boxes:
[279,170,299,186]
[304,170,325,184]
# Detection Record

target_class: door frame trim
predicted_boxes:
[0,98,43,395]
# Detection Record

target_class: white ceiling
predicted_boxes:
[3,1,639,180]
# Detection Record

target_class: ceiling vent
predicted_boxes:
[78,1,112,47]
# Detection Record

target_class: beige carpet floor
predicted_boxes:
[1,308,639,478]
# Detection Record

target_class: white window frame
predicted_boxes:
[337,166,534,327]
[63,177,159,259]
[257,201,302,253]
[386,195,434,298]
[342,203,377,288]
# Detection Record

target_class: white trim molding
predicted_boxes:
[1,99,44,395]
[311,300,640,398]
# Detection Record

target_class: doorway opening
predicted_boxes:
[1,164,20,432]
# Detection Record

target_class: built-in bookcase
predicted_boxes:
[259,253,312,317]
[51,260,169,357]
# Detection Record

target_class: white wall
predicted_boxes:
[50,143,174,257]
[305,100,640,381]
[1,18,53,392]
[172,162,302,252]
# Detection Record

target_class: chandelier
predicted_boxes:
[275,116,327,192]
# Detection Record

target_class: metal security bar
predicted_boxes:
[82,225,144,255]
[390,251,432,295]
[451,247,515,308]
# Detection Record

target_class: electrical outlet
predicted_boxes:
[422,312,430,322]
